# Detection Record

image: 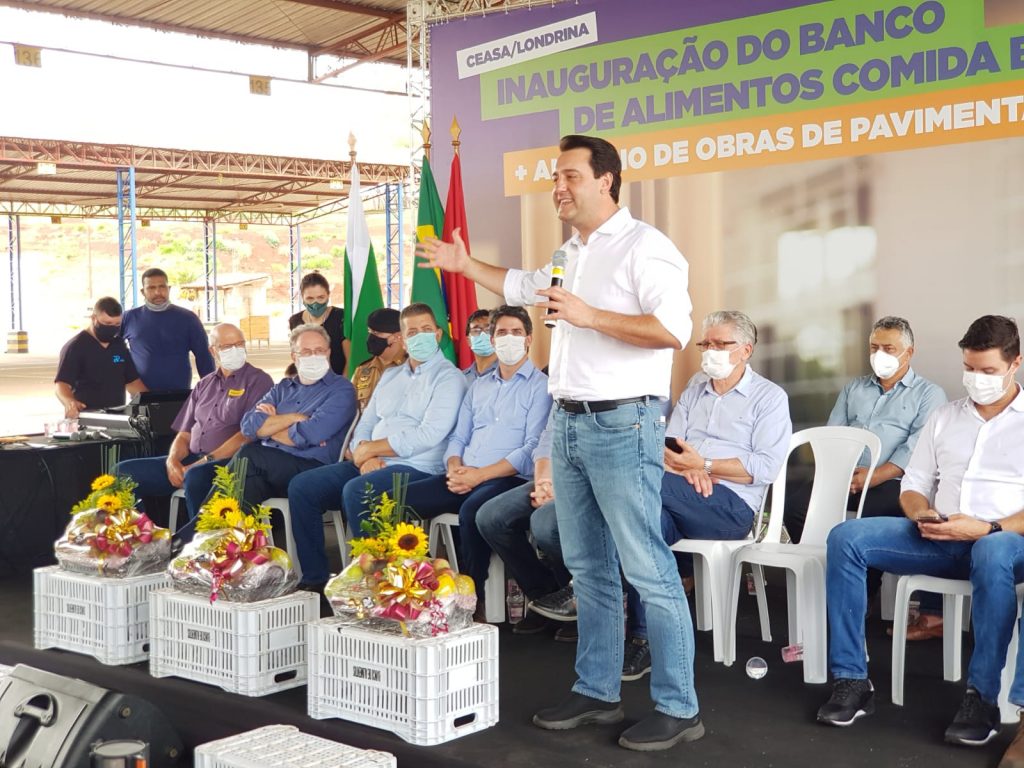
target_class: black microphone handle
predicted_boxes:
[544,277,564,317]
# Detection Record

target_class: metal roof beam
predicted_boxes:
[281,0,403,20]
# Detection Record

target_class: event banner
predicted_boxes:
[430,0,1024,197]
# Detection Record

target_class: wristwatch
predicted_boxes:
[202,453,217,464]
[989,521,1003,535]
[703,458,713,476]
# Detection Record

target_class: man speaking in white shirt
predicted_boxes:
[817,315,1024,766]
[417,134,698,752]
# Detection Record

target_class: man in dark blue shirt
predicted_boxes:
[121,267,215,391]
[55,296,147,417]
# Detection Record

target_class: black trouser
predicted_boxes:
[236,442,323,510]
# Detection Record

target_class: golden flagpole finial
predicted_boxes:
[348,132,357,161]
[450,116,461,154]
[421,120,432,153]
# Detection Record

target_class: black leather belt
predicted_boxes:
[556,396,653,414]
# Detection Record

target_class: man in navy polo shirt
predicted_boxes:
[55,296,147,417]
[121,267,215,392]
[116,323,273,533]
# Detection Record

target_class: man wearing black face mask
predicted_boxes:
[351,308,405,415]
[55,296,147,418]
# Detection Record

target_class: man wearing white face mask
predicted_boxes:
[403,305,552,601]
[115,323,273,537]
[284,304,466,590]
[620,311,792,679]
[819,316,1024,765]
[237,324,356,512]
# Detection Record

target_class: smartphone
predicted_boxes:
[665,437,683,453]
[917,513,947,523]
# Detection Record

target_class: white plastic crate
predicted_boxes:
[149,588,317,696]
[33,566,171,665]
[308,619,499,746]
[194,724,396,768]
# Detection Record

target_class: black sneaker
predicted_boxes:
[622,637,652,681]
[816,678,875,726]
[529,585,577,621]
[512,611,549,635]
[944,688,1000,746]
[533,692,624,730]
[554,622,578,643]
[619,711,705,751]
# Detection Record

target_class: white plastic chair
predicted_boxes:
[725,426,882,683]
[428,513,507,623]
[169,488,187,533]
[891,575,1022,723]
[669,484,772,663]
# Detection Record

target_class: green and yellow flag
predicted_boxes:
[410,155,456,363]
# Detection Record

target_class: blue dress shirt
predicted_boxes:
[827,368,946,469]
[463,360,498,382]
[667,367,792,511]
[240,371,356,465]
[351,351,467,475]
[444,360,552,477]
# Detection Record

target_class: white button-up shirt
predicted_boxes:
[900,385,1024,522]
[503,207,692,401]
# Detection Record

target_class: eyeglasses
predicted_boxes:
[215,341,245,352]
[296,347,330,357]
[467,327,489,337]
[494,329,526,337]
[695,340,739,351]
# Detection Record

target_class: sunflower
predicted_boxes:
[91,474,116,491]
[96,494,122,512]
[388,522,428,558]
[208,497,241,520]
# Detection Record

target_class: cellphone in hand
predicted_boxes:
[665,437,683,453]
[917,513,947,523]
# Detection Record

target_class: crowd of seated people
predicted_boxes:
[57,271,1024,764]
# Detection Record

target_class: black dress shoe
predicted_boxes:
[533,692,624,730]
[618,711,705,751]
[554,622,578,642]
[512,611,549,635]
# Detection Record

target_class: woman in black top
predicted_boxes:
[287,272,350,375]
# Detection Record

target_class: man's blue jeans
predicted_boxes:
[553,401,698,719]
[286,461,430,584]
[628,475,754,639]
[827,517,1024,705]
[116,454,224,538]
[476,484,568,601]
[405,474,528,592]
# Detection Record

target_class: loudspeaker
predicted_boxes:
[0,665,183,768]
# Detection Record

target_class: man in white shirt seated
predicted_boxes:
[818,315,1024,767]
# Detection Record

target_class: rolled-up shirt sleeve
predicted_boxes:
[288,380,356,449]
[632,232,692,348]
[240,388,276,438]
[889,384,947,470]
[741,389,793,486]
[899,407,941,503]
[503,266,553,307]
[503,384,553,477]
[389,370,466,458]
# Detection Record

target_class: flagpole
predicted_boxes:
[450,115,461,156]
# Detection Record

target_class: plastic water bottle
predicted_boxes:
[746,656,768,679]
[506,579,525,624]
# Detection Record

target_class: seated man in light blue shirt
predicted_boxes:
[783,316,946,637]
[405,305,552,596]
[621,311,792,681]
[286,303,466,588]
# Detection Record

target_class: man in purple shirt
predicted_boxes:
[237,324,356,509]
[116,323,273,535]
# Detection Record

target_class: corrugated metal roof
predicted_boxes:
[0,135,408,222]
[4,0,413,64]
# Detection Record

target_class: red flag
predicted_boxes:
[441,151,480,369]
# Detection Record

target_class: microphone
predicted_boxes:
[543,249,567,329]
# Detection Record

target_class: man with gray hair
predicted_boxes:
[783,316,946,636]
[116,322,273,536]
[618,310,792,679]
[238,324,356,511]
